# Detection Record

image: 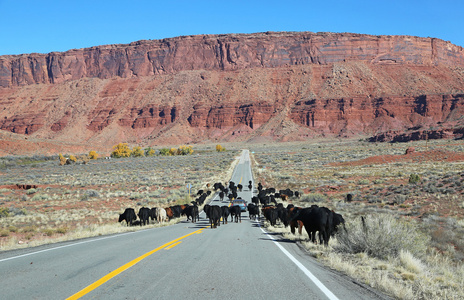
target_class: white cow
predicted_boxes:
[156,207,167,223]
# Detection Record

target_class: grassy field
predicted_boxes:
[1,139,464,299]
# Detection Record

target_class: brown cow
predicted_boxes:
[288,206,304,234]
[165,207,174,220]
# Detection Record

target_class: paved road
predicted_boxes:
[0,150,390,299]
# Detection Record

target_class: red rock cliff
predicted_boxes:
[1,32,464,88]
[1,32,464,154]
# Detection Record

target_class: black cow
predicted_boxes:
[183,205,199,223]
[214,182,224,191]
[290,206,336,246]
[138,207,150,226]
[149,207,157,221]
[118,208,137,226]
[262,206,278,226]
[331,212,345,236]
[204,204,211,219]
[230,205,242,223]
[170,205,182,218]
[131,220,142,226]
[251,196,259,206]
[229,181,235,190]
[219,191,225,201]
[237,184,243,192]
[209,205,222,228]
[276,205,288,226]
[346,193,353,202]
[221,206,230,224]
[247,203,260,220]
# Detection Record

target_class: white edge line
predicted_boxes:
[0,230,140,263]
[259,224,340,300]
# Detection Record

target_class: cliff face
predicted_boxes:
[2,32,464,88]
[1,31,464,155]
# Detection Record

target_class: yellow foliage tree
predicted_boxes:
[111,143,132,158]
[59,153,67,165]
[177,145,193,155]
[131,146,144,157]
[169,148,177,156]
[89,151,99,160]
[144,147,155,157]
[216,144,226,152]
[69,155,77,163]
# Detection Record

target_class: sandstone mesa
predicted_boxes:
[1,31,464,155]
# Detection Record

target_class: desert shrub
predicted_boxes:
[31,194,50,201]
[111,143,131,158]
[21,226,36,233]
[26,188,37,195]
[334,214,429,259]
[301,193,327,203]
[8,207,26,216]
[56,227,68,234]
[169,148,177,156]
[85,190,100,198]
[159,148,170,156]
[409,173,421,184]
[0,207,9,217]
[58,153,67,165]
[216,144,226,152]
[43,228,55,236]
[89,151,99,160]
[0,229,9,237]
[131,146,144,157]
[358,179,370,185]
[144,147,155,157]
[177,145,193,155]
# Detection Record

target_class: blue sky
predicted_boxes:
[0,0,462,56]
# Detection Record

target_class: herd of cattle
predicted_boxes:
[118,181,345,246]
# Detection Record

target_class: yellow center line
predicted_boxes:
[164,241,182,250]
[66,226,208,300]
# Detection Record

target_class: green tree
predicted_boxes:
[159,148,170,156]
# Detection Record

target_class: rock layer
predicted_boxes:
[1,32,464,154]
[1,32,464,88]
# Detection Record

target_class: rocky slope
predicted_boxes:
[1,31,464,155]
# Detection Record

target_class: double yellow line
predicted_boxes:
[67,227,207,299]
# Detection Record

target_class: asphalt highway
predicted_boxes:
[0,150,391,299]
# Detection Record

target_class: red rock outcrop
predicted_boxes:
[1,31,464,155]
[187,102,276,129]
[1,32,464,88]
[290,94,464,137]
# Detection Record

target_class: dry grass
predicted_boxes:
[3,139,464,298]
[254,138,464,299]
[0,146,239,250]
